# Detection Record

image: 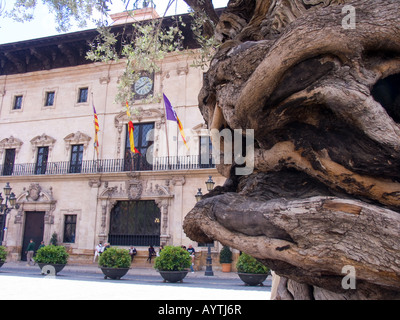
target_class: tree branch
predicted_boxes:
[183,0,219,24]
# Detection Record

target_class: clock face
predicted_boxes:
[134,76,153,97]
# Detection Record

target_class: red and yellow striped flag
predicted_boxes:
[92,102,100,158]
[126,101,140,154]
[176,117,187,147]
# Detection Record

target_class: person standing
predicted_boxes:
[26,239,36,266]
[38,241,45,250]
[93,242,103,263]
[187,244,196,273]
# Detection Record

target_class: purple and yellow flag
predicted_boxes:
[163,94,188,149]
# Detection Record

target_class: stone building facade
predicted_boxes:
[0,9,227,266]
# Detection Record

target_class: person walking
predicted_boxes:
[26,239,36,266]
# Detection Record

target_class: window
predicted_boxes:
[44,91,55,106]
[77,87,88,103]
[124,122,154,171]
[108,200,161,246]
[198,242,215,247]
[69,144,84,173]
[13,95,23,110]
[35,146,49,175]
[63,215,77,243]
[2,149,15,176]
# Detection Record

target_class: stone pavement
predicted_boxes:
[2,261,241,279]
[0,261,272,300]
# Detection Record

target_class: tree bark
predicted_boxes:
[183,0,400,299]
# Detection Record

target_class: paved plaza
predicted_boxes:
[0,262,271,300]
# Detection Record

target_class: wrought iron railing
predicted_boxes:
[108,234,160,247]
[0,155,215,177]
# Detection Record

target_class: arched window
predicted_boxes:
[108,200,161,246]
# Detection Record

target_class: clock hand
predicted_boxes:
[137,83,148,90]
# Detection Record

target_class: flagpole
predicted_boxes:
[176,121,180,169]
[91,92,95,162]
[163,97,171,168]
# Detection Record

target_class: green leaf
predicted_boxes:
[154,246,191,271]
[236,253,269,274]
[98,247,131,268]
[34,245,69,264]
[0,246,7,262]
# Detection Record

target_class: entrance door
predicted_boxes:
[108,200,161,246]
[21,212,45,261]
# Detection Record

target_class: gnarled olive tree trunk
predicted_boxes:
[183,0,400,299]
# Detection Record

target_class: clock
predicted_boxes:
[134,74,154,98]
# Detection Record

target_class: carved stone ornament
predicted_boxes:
[64,131,91,152]
[0,136,23,157]
[88,179,102,188]
[30,133,56,154]
[15,184,56,225]
[127,179,143,200]
[27,183,42,201]
[17,183,55,204]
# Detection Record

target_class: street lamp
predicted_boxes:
[194,176,215,276]
[205,176,215,192]
[0,183,19,244]
[195,188,203,203]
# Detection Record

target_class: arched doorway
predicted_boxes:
[108,200,161,246]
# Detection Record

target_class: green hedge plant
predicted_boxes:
[219,246,233,264]
[0,246,7,262]
[154,246,191,271]
[98,248,131,268]
[236,253,270,274]
[34,245,69,265]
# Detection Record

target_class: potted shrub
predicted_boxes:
[154,246,191,283]
[236,253,270,286]
[0,246,7,268]
[34,245,69,275]
[98,247,131,280]
[219,246,233,272]
[50,232,58,246]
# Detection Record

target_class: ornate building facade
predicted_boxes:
[0,8,226,265]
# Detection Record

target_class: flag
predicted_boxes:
[126,101,140,154]
[163,94,188,149]
[92,102,100,158]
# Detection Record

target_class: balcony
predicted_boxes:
[0,155,215,177]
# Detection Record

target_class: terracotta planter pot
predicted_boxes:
[38,263,66,275]
[158,270,188,283]
[238,273,269,286]
[100,267,130,280]
[221,263,232,272]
